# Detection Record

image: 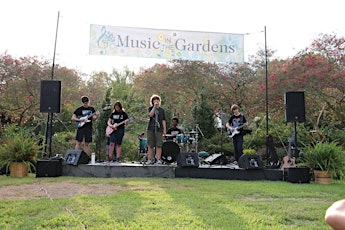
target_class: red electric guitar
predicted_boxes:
[106,117,135,136]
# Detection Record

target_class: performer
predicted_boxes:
[146,94,166,164]
[107,101,129,163]
[105,137,115,162]
[71,96,99,155]
[166,117,183,141]
[226,104,249,163]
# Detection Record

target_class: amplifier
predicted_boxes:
[36,158,62,177]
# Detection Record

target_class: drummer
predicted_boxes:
[166,117,183,141]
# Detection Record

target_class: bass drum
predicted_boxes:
[162,141,180,163]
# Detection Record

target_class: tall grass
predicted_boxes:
[0,175,344,229]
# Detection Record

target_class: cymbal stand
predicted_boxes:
[194,124,204,153]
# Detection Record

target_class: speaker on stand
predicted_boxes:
[285,91,305,123]
[284,91,305,159]
[40,80,61,113]
[40,80,62,158]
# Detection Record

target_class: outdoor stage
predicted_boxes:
[60,161,284,181]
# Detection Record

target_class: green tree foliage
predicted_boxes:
[191,93,216,138]
[2,32,345,159]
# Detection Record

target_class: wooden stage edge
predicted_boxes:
[61,162,284,181]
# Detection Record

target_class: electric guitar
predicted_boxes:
[106,117,135,136]
[75,105,111,128]
[227,124,246,138]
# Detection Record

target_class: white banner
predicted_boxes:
[89,24,244,63]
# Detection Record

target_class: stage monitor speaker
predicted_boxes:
[36,158,62,177]
[238,154,263,170]
[64,150,90,165]
[285,91,305,123]
[204,153,228,165]
[283,167,310,183]
[40,80,61,113]
[177,152,199,167]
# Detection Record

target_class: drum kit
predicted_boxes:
[138,125,203,164]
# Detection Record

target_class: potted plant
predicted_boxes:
[300,141,345,184]
[243,148,257,155]
[0,125,41,177]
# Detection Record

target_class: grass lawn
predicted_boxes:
[0,174,344,229]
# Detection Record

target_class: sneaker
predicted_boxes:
[146,159,154,165]
[155,160,162,165]
[116,158,122,163]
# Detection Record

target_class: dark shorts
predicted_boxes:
[109,129,125,145]
[147,130,163,147]
[76,127,92,143]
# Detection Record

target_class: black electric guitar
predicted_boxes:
[227,124,246,138]
[75,105,111,128]
[106,117,135,136]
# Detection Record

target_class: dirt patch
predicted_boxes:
[0,181,122,200]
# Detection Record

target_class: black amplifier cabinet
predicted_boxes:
[36,158,62,177]
[284,167,310,183]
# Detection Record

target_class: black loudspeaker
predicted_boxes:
[36,158,62,177]
[64,150,90,165]
[238,154,263,170]
[285,91,305,122]
[40,80,61,113]
[284,167,310,183]
[204,153,228,165]
[177,152,199,167]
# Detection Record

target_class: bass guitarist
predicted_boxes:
[71,96,99,156]
[226,104,249,163]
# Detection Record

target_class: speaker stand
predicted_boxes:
[291,121,300,159]
[43,112,54,158]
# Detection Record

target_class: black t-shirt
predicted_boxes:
[147,107,166,132]
[228,114,246,131]
[109,111,129,130]
[167,127,182,136]
[73,106,96,128]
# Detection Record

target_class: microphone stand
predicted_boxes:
[219,109,224,152]
[154,106,160,162]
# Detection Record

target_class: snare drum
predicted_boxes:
[162,141,180,163]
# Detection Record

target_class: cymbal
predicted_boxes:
[188,131,197,134]
[164,134,175,137]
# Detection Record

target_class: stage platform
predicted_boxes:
[61,162,284,181]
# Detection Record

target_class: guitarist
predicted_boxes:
[106,101,129,163]
[225,104,249,163]
[71,96,99,156]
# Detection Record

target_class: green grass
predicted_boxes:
[0,174,344,230]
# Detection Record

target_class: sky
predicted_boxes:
[1,0,344,76]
